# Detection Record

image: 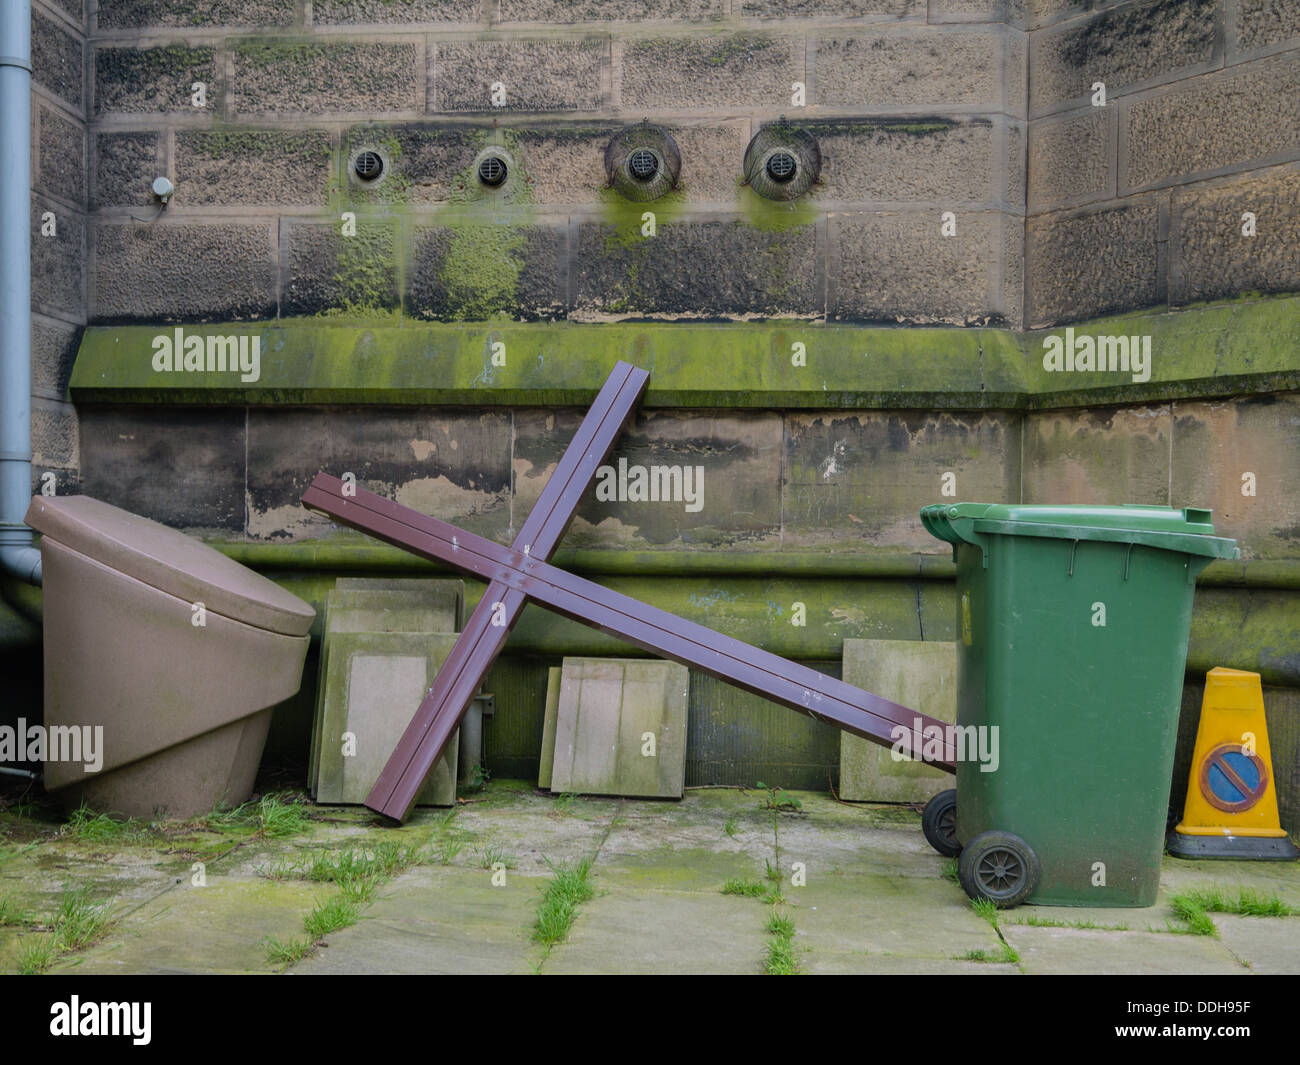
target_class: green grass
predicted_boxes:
[16,933,57,975]
[62,804,141,842]
[721,878,766,898]
[531,857,595,946]
[1020,913,1129,931]
[764,931,799,975]
[479,844,516,870]
[263,934,314,966]
[1169,893,1219,937]
[554,792,579,815]
[970,897,999,928]
[1178,886,1300,917]
[263,841,429,884]
[52,883,113,951]
[303,896,360,939]
[765,910,795,938]
[0,895,32,926]
[435,835,464,865]
[962,943,1020,964]
[206,792,312,839]
[724,817,738,838]
[941,858,959,883]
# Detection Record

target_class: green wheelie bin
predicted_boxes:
[917,503,1238,908]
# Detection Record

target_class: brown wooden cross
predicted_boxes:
[302,361,955,822]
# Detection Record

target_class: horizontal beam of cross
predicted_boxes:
[303,471,956,819]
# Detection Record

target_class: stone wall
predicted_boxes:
[1025,0,1300,326]
[78,1,1025,331]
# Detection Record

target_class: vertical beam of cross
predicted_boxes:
[362,362,649,820]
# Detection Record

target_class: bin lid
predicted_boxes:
[920,502,1239,560]
[25,495,316,637]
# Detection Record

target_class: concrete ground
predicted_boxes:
[1,781,1297,975]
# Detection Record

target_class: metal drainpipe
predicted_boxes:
[0,0,41,585]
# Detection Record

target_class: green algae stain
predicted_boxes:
[438,224,527,322]
[738,185,818,233]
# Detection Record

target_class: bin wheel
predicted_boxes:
[922,789,961,857]
[958,830,1040,908]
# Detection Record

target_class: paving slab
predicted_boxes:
[294,865,541,975]
[840,639,958,803]
[544,885,768,975]
[805,952,1020,975]
[50,877,321,974]
[1213,915,1300,974]
[794,872,1003,961]
[1001,925,1247,975]
[1159,860,1300,907]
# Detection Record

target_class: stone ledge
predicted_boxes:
[69,295,1300,409]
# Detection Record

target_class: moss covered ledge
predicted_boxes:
[69,295,1300,410]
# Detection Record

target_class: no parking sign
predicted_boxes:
[1168,668,1299,861]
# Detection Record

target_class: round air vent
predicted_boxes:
[765,150,797,183]
[628,148,659,182]
[478,154,508,187]
[605,123,681,202]
[743,122,821,201]
[353,150,384,181]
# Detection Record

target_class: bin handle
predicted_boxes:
[1122,542,1134,581]
[1066,539,1078,577]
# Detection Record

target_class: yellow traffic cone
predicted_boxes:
[1168,667,1299,860]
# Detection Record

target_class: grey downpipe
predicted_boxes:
[0,0,40,585]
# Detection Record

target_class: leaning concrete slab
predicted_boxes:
[549,658,689,799]
[537,665,562,790]
[315,632,460,806]
[839,639,958,803]
[308,579,463,792]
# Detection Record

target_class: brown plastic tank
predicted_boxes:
[25,496,315,819]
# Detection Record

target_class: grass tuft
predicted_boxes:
[303,895,360,939]
[263,934,314,966]
[16,934,58,975]
[62,804,141,842]
[1169,893,1219,937]
[52,883,113,951]
[1180,886,1299,918]
[764,932,799,975]
[721,878,766,898]
[531,857,595,946]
